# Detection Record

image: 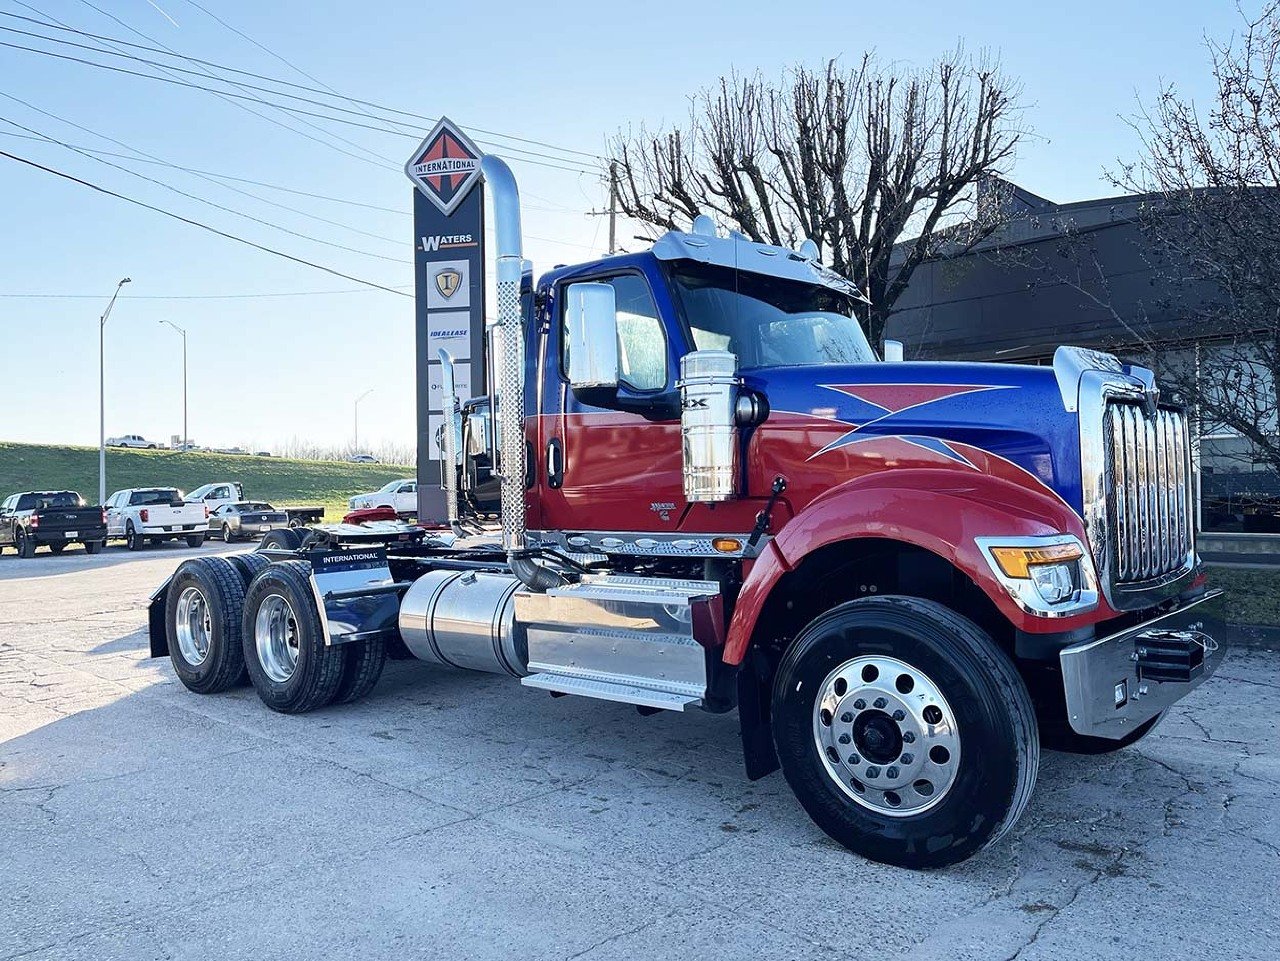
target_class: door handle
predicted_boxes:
[546,438,564,489]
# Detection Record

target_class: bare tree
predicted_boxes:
[1111,2,1280,475]
[611,53,1023,345]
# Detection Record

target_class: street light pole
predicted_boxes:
[354,389,373,454]
[99,277,131,505]
[160,321,188,451]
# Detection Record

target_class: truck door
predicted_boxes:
[0,496,13,547]
[537,270,687,535]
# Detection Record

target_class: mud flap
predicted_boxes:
[148,576,172,658]
[738,651,780,780]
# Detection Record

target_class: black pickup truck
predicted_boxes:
[0,491,108,557]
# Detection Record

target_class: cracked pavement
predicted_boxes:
[1,545,1277,960]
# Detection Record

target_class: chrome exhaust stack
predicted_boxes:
[479,155,567,591]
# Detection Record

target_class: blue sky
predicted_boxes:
[0,0,1238,451]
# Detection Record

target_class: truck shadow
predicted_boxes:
[0,633,1260,957]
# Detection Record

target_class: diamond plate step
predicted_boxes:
[521,672,702,712]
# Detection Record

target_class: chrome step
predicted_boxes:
[521,672,701,711]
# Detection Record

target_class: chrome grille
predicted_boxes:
[1104,403,1193,583]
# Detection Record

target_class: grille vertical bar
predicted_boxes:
[1106,402,1193,584]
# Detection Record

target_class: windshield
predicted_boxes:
[129,489,181,507]
[667,262,876,368]
[17,492,83,510]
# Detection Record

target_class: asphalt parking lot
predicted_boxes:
[1,546,1277,961]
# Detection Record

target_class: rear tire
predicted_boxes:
[16,529,35,558]
[165,556,247,694]
[771,595,1039,869]
[258,528,304,552]
[126,522,145,551]
[332,638,387,705]
[222,524,236,543]
[186,534,206,548]
[242,561,344,713]
[84,540,103,554]
[48,542,65,555]
[227,552,271,587]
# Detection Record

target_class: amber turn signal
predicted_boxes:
[712,537,743,553]
[988,543,1083,578]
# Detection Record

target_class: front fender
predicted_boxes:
[723,467,1115,665]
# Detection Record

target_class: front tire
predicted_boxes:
[242,561,344,713]
[165,557,247,694]
[771,596,1039,869]
[222,524,236,543]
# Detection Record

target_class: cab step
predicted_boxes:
[514,574,724,712]
[521,672,701,711]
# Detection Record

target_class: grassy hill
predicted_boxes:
[0,443,415,521]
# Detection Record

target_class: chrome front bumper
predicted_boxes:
[1059,589,1225,738]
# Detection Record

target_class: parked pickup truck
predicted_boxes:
[0,491,106,557]
[105,488,207,550]
[185,482,325,529]
[347,479,417,518]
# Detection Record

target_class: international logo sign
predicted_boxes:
[434,267,462,299]
[404,117,483,216]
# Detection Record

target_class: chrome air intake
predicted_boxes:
[478,155,566,591]
[437,348,461,529]
[678,350,740,503]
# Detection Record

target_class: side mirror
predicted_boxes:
[565,282,619,392]
[883,339,905,362]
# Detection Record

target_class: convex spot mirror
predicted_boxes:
[565,282,619,392]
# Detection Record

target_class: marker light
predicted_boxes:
[712,537,742,553]
[988,543,1083,579]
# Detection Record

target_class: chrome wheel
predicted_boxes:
[174,586,212,666]
[255,593,300,683]
[813,654,961,817]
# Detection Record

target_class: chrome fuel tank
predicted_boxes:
[397,569,526,676]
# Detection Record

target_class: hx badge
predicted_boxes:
[434,267,462,299]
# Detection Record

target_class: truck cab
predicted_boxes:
[148,155,1223,870]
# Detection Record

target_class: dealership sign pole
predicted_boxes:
[404,118,487,525]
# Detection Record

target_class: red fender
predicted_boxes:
[723,467,1117,665]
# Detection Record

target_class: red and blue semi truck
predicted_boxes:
[148,156,1223,868]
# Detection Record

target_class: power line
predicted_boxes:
[10,2,399,174]
[0,11,602,171]
[0,102,404,246]
[0,8,604,161]
[0,127,408,214]
[0,112,406,262]
[0,286,412,299]
[0,145,410,296]
[72,0,401,170]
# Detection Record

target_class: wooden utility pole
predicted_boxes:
[587,162,620,255]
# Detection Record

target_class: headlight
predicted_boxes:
[977,535,1099,617]
[1028,560,1080,604]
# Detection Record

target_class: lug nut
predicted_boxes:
[873,697,887,709]
[853,699,866,710]
[900,753,914,765]
[902,731,916,744]
[865,766,881,779]
[837,733,851,744]
[840,712,854,723]
[892,709,905,722]
[887,766,899,779]
[847,754,860,765]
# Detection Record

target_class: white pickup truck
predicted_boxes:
[347,479,417,518]
[104,488,208,550]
